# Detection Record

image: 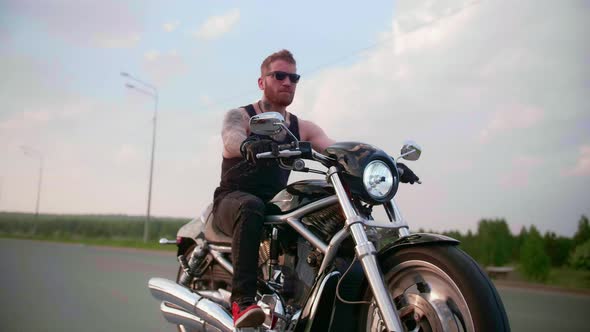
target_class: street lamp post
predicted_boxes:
[21,146,44,235]
[121,72,158,243]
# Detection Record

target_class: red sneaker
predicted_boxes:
[232,301,266,328]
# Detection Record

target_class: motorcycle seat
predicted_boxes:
[203,213,233,245]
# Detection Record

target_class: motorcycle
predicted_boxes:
[148,112,510,332]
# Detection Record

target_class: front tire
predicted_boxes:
[359,245,510,332]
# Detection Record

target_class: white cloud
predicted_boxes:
[500,156,544,188]
[479,104,544,143]
[23,110,51,122]
[562,145,590,177]
[163,20,180,32]
[59,102,94,117]
[290,0,588,234]
[6,0,142,48]
[144,50,161,61]
[199,95,215,109]
[115,144,142,164]
[0,100,97,131]
[194,8,240,40]
[142,50,188,86]
[292,0,488,135]
[0,110,50,130]
[100,34,141,49]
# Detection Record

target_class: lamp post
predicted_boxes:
[21,146,43,235]
[0,177,3,209]
[121,72,158,243]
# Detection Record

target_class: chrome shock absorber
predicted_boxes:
[178,241,209,287]
[267,228,282,286]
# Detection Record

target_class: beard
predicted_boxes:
[265,87,295,107]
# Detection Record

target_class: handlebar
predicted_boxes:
[254,141,421,184]
[256,150,302,159]
[255,141,334,168]
[397,167,422,184]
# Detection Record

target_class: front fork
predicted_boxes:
[328,167,405,332]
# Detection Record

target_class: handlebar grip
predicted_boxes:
[256,150,302,159]
[397,166,422,184]
[256,151,273,159]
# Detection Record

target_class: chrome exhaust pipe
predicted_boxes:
[160,301,207,330]
[148,277,233,332]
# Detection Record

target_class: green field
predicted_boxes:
[489,264,590,291]
[545,267,590,289]
[0,212,186,250]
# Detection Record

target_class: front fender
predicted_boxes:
[378,232,460,261]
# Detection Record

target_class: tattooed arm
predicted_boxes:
[222,108,250,158]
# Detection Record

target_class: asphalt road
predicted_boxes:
[1,238,589,331]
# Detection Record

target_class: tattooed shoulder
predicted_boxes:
[222,108,249,130]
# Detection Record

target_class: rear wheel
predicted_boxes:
[359,245,510,332]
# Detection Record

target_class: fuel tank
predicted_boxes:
[267,180,335,214]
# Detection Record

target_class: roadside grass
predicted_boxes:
[495,264,590,290]
[0,212,186,251]
[0,233,177,251]
[546,267,590,290]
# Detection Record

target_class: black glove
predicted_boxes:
[240,138,277,165]
[397,162,420,184]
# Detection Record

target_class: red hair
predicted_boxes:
[260,49,296,75]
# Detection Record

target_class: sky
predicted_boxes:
[0,0,588,237]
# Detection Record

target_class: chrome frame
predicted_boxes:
[389,199,411,237]
[208,244,231,253]
[210,249,233,274]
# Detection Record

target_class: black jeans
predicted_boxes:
[213,190,265,303]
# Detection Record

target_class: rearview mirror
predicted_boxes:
[400,140,422,161]
[250,112,285,136]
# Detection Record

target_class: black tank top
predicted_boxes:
[214,104,301,203]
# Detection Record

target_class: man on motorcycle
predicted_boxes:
[212,49,419,328]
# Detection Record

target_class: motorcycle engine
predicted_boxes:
[300,204,345,242]
[257,205,348,307]
[273,239,315,307]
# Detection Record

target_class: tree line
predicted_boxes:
[434,215,590,281]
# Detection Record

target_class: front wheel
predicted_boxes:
[359,245,510,332]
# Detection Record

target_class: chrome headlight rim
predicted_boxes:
[362,159,395,201]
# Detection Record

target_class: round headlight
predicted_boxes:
[363,160,394,200]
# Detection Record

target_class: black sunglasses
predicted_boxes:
[266,71,301,83]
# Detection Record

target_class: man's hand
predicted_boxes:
[240,138,277,165]
[397,162,420,184]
